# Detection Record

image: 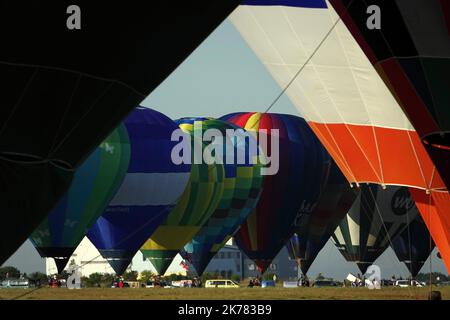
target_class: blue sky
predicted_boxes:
[4,20,447,279]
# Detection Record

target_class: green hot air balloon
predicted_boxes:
[30,126,129,274]
[140,118,225,275]
[332,185,419,275]
[180,118,264,275]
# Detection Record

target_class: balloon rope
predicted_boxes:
[259,5,349,116]
[428,193,433,297]
[406,208,413,281]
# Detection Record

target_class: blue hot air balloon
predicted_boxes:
[286,161,358,276]
[87,107,191,275]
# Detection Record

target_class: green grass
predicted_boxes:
[0,286,448,300]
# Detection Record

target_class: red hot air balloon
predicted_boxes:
[220,112,331,274]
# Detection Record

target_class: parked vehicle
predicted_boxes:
[312,280,338,287]
[0,279,29,289]
[262,280,276,288]
[205,279,240,288]
[394,280,425,288]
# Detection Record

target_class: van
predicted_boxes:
[394,280,424,288]
[205,279,239,288]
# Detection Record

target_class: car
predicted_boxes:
[312,280,338,288]
[262,280,276,288]
[0,279,29,289]
[205,279,240,288]
[394,280,424,288]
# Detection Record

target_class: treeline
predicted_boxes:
[0,266,48,284]
[416,272,449,284]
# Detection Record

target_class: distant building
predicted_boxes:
[47,238,298,281]
[203,239,298,281]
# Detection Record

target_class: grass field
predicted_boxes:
[0,286,448,300]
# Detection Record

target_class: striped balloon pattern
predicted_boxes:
[333,185,419,274]
[140,118,226,275]
[180,118,265,275]
[87,107,191,275]
[220,112,330,273]
[29,126,130,274]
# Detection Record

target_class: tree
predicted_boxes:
[231,274,241,283]
[200,272,217,284]
[28,272,48,283]
[139,270,155,283]
[416,272,449,284]
[122,270,138,282]
[84,273,104,287]
[316,273,325,281]
[0,266,21,280]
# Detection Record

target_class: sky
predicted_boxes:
[3,19,448,279]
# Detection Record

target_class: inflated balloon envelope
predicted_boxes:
[87,107,191,275]
[230,0,450,273]
[140,118,227,275]
[333,185,419,275]
[179,118,265,276]
[287,160,358,276]
[0,0,240,265]
[30,126,129,274]
[220,112,330,274]
[392,214,435,278]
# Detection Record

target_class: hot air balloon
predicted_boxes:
[392,214,435,278]
[140,118,226,275]
[220,112,330,274]
[329,0,450,189]
[179,118,264,275]
[29,127,129,274]
[87,107,191,275]
[0,0,240,265]
[333,186,419,274]
[287,160,358,276]
[328,0,450,278]
[229,0,450,273]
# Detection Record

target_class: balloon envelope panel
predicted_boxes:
[140,118,226,275]
[333,185,419,274]
[180,118,264,275]
[88,107,191,275]
[221,112,330,273]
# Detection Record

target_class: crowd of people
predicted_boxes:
[247,277,263,287]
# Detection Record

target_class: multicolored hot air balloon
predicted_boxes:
[229,0,450,273]
[392,214,435,278]
[140,118,225,275]
[329,0,450,189]
[333,186,419,274]
[220,112,330,274]
[328,0,450,277]
[87,107,191,275]
[287,161,358,276]
[29,128,128,274]
[180,118,264,275]
[230,0,445,192]
[0,0,240,265]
